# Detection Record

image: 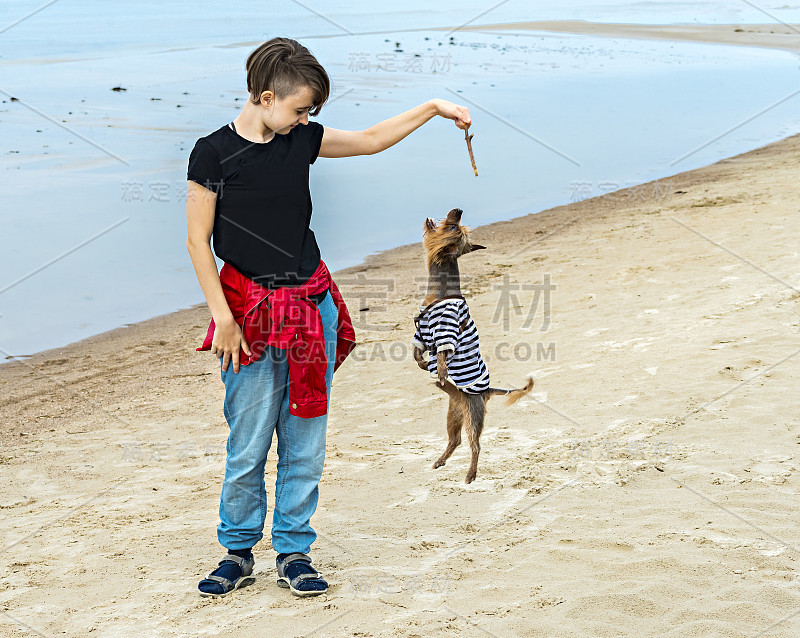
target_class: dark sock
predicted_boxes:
[228,547,253,559]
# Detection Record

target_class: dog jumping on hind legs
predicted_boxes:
[412,208,534,484]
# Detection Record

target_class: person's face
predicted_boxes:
[261,85,316,134]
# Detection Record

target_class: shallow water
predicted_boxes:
[1,3,799,358]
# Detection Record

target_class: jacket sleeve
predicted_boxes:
[328,274,356,372]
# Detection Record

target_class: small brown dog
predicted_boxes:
[412,208,534,484]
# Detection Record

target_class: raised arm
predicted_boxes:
[318,98,471,158]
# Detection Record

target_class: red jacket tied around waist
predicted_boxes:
[196,259,356,418]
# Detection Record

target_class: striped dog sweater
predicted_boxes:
[412,296,490,394]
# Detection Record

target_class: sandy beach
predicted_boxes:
[2,119,800,635]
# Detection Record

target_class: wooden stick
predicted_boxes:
[464,124,478,177]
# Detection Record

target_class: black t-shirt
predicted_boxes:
[187,120,324,288]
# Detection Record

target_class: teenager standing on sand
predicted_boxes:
[186,37,471,598]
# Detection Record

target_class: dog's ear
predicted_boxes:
[466,243,486,253]
[424,218,437,232]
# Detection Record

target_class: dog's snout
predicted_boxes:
[446,208,464,223]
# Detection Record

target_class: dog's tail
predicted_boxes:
[434,377,535,404]
[484,377,535,405]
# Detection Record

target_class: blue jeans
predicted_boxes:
[217,290,338,555]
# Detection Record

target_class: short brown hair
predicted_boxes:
[245,37,330,116]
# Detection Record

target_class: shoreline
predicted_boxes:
[3,127,798,368]
[2,128,798,422]
[0,162,738,371]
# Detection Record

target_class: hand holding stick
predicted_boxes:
[464,123,478,177]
